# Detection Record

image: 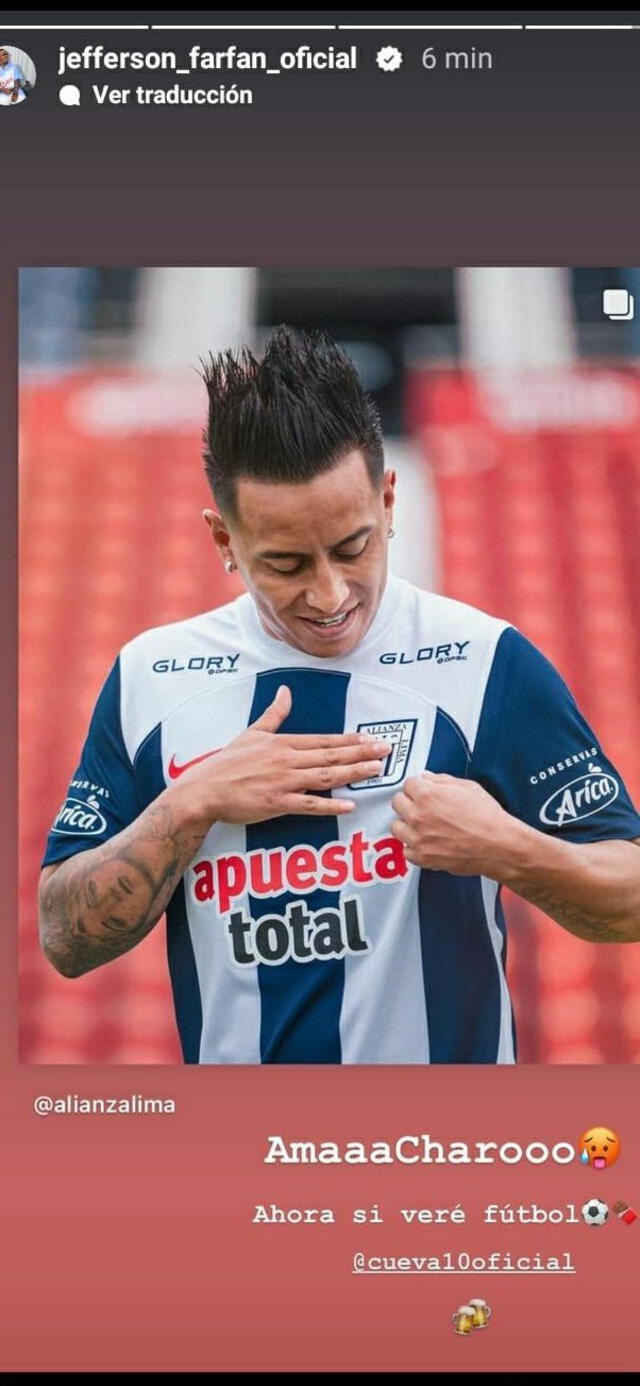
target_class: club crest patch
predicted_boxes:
[350,719,418,790]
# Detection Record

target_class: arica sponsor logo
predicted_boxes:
[51,794,107,837]
[539,763,619,827]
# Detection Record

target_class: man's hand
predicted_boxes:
[39,685,390,978]
[170,683,391,825]
[390,771,514,876]
[390,771,640,943]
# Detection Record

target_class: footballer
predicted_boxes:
[39,329,640,1063]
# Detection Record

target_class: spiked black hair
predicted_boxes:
[201,326,384,516]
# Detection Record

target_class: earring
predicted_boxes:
[224,558,236,574]
[388,526,395,538]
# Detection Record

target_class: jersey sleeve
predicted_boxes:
[469,627,640,843]
[42,657,140,866]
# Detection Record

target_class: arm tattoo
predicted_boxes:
[513,836,640,943]
[40,799,208,977]
[514,885,629,942]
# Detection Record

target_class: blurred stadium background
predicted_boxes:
[19,266,640,1063]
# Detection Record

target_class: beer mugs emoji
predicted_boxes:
[580,1127,620,1170]
[452,1305,475,1335]
[469,1298,491,1328]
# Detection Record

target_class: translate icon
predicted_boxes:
[59,84,81,107]
[603,288,634,321]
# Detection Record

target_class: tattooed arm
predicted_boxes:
[501,834,640,943]
[39,685,390,977]
[390,774,640,943]
[39,793,211,977]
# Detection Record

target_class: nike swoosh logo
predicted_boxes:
[167,749,220,779]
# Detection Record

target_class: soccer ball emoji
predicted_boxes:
[580,1127,620,1170]
[581,1198,609,1227]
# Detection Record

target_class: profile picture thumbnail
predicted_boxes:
[0,45,36,106]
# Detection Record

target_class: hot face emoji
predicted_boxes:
[580,1127,620,1170]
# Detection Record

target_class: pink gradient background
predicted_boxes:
[0,1067,637,1372]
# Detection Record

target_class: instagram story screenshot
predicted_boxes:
[2,6,640,1375]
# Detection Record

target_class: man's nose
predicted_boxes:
[305,561,350,614]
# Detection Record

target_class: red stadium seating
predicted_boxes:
[409,367,640,1062]
[20,371,242,1063]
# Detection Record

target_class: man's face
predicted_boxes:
[0,53,9,66]
[207,450,395,658]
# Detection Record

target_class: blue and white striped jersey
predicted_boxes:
[43,576,640,1064]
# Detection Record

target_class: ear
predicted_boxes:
[203,508,233,566]
[382,468,396,527]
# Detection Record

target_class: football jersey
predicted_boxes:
[43,575,640,1064]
